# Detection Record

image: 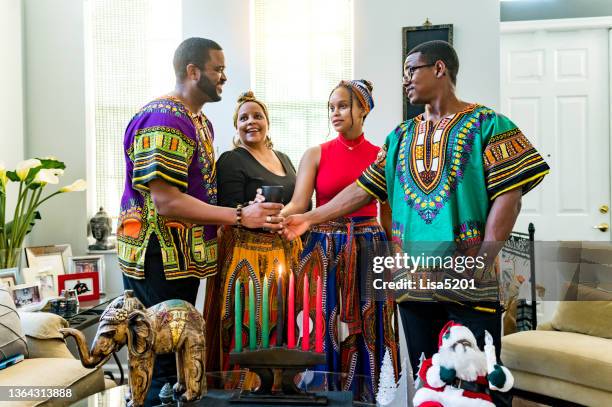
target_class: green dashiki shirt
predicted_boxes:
[117,96,218,280]
[357,104,550,301]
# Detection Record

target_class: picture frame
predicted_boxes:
[24,244,72,289]
[402,22,453,120]
[69,255,105,293]
[68,255,104,274]
[58,272,100,301]
[21,265,48,284]
[0,269,19,290]
[35,271,57,299]
[11,283,42,309]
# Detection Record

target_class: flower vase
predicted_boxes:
[0,248,23,287]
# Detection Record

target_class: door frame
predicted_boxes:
[501,18,612,325]
[501,17,612,238]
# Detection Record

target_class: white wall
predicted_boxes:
[0,0,25,211]
[23,0,89,255]
[182,0,251,155]
[354,0,501,147]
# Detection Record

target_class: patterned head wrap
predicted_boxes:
[233,91,270,128]
[337,79,375,115]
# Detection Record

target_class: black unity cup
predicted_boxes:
[262,185,284,204]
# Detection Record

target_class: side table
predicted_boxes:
[59,292,120,329]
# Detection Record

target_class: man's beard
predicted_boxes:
[438,343,488,382]
[197,74,221,102]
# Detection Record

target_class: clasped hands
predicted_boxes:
[242,189,309,239]
[240,189,284,230]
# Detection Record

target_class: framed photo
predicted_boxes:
[25,244,72,289]
[69,255,105,293]
[402,23,453,120]
[69,255,104,274]
[0,269,18,290]
[58,272,100,301]
[11,283,42,309]
[35,272,57,299]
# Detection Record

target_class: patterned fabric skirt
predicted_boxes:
[204,225,302,389]
[297,217,399,402]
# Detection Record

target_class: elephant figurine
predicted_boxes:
[61,290,206,407]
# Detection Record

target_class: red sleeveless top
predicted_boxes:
[315,134,379,218]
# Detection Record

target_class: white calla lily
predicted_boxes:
[0,161,7,187]
[1,157,80,269]
[34,168,64,185]
[59,179,87,192]
[16,159,42,180]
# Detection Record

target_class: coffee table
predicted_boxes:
[70,371,374,406]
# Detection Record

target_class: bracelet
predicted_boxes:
[236,204,243,228]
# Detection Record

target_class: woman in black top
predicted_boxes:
[204,92,301,389]
[216,135,296,207]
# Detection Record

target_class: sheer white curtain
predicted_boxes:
[87,0,181,223]
[252,0,354,168]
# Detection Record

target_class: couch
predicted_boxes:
[0,311,112,406]
[501,241,612,407]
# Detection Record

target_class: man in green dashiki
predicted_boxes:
[283,41,549,407]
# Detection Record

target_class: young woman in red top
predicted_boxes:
[281,80,399,402]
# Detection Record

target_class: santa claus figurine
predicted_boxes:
[413,321,514,407]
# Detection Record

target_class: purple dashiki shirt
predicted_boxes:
[117,96,218,280]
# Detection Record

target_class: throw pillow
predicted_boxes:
[0,287,28,361]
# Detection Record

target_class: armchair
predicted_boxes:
[0,312,110,406]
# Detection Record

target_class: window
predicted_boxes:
[86,0,181,222]
[252,0,354,168]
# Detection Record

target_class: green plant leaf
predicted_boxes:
[24,211,42,235]
[6,171,20,182]
[38,158,66,170]
[27,182,43,191]
[4,211,41,238]
[24,167,43,184]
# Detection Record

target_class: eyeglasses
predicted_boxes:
[403,63,435,81]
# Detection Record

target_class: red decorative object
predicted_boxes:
[287,270,295,349]
[58,271,100,301]
[302,274,309,351]
[315,274,323,352]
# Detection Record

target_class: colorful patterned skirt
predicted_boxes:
[296,217,399,402]
[204,225,302,389]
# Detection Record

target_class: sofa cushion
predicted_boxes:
[502,330,612,392]
[0,287,28,361]
[26,337,74,359]
[19,312,67,340]
[579,241,612,264]
[0,358,105,406]
[551,301,612,339]
[510,369,612,407]
[17,312,73,358]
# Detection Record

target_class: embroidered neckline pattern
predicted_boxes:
[396,104,495,224]
[164,96,217,204]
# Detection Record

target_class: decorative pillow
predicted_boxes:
[18,311,68,340]
[0,287,28,361]
[551,300,612,339]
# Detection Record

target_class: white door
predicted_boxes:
[501,28,610,241]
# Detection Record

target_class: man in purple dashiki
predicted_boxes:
[117,37,283,406]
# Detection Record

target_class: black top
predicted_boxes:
[217,147,297,207]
